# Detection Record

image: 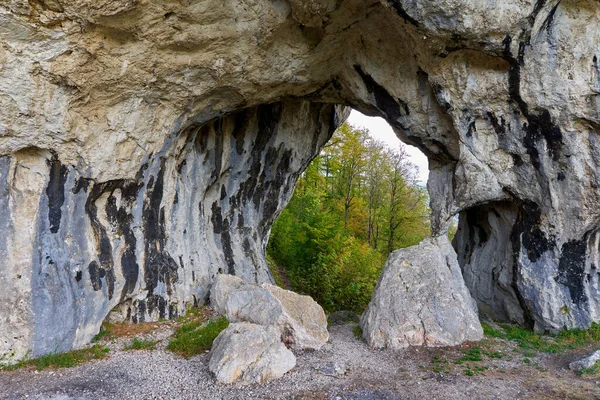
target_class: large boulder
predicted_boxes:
[208,322,296,384]
[210,274,328,350]
[361,236,483,349]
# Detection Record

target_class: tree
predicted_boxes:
[267,122,431,313]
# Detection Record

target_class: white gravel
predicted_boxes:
[0,324,533,399]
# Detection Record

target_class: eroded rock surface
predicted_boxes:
[210,274,329,350]
[361,236,483,349]
[208,322,296,384]
[2,0,600,361]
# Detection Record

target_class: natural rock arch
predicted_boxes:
[1,0,600,362]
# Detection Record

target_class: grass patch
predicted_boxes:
[123,337,157,351]
[431,355,450,374]
[455,347,483,364]
[1,345,109,372]
[167,317,229,358]
[486,351,503,359]
[481,323,505,339]
[482,322,600,354]
[352,325,363,340]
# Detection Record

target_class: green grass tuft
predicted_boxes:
[167,317,229,358]
[92,322,114,342]
[1,345,109,371]
[352,325,363,340]
[123,337,157,351]
[455,347,483,364]
[481,323,505,339]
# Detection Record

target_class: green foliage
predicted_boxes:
[1,345,109,371]
[353,325,363,340]
[268,123,430,313]
[482,322,600,354]
[167,317,229,358]
[124,337,157,351]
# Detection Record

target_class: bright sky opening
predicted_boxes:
[346,110,430,184]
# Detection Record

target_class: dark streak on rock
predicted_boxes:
[211,201,235,275]
[540,1,561,33]
[354,65,410,128]
[429,82,452,113]
[211,119,224,182]
[466,120,477,138]
[487,112,506,136]
[143,159,180,313]
[503,35,563,169]
[556,239,587,305]
[508,199,556,329]
[88,260,104,291]
[388,0,420,27]
[512,154,524,167]
[232,111,249,156]
[72,177,91,194]
[46,155,68,234]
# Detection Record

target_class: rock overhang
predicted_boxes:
[1,0,600,362]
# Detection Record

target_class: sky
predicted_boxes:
[346,110,430,184]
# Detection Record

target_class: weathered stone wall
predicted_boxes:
[0,100,341,362]
[2,0,600,362]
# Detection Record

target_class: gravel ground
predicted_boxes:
[1,324,599,400]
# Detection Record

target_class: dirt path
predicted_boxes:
[1,324,599,400]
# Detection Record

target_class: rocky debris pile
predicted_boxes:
[569,350,600,372]
[208,274,329,383]
[210,274,328,350]
[361,236,483,349]
[208,322,296,384]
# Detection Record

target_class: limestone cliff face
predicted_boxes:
[1,0,600,362]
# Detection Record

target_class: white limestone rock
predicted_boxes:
[360,236,483,349]
[208,322,296,384]
[210,274,329,350]
[569,350,600,372]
